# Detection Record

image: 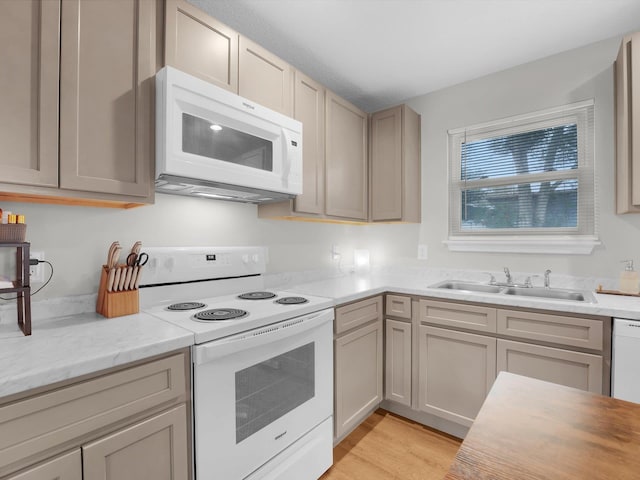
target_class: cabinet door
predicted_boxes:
[83,405,189,480]
[385,319,411,407]
[292,70,325,215]
[615,32,640,213]
[6,450,81,480]
[370,106,402,221]
[334,320,383,439]
[239,36,292,116]
[418,325,496,427]
[59,0,155,199]
[325,91,368,220]
[497,339,603,394]
[0,0,59,187]
[165,0,238,92]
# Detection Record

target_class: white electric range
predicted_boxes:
[139,246,334,480]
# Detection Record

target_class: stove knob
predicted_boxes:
[164,257,175,270]
[241,254,250,264]
[251,254,260,263]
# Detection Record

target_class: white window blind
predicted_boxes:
[446,101,597,253]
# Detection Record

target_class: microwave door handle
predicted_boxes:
[281,128,292,183]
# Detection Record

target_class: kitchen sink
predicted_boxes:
[503,287,596,303]
[429,280,596,303]
[430,280,503,294]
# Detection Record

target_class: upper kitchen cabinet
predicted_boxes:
[263,85,367,222]
[0,0,157,207]
[370,105,421,222]
[292,71,326,215]
[59,0,155,200]
[325,91,368,220]
[238,36,293,116]
[0,0,60,188]
[164,0,238,92]
[615,31,640,213]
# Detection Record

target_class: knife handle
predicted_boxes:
[123,266,133,290]
[107,268,116,292]
[118,266,128,291]
[134,266,143,289]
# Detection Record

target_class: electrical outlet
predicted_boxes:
[418,244,428,260]
[30,251,45,283]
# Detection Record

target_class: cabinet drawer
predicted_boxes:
[497,309,604,351]
[335,296,382,335]
[418,299,497,333]
[0,353,187,470]
[385,295,411,319]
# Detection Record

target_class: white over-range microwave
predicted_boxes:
[155,66,303,203]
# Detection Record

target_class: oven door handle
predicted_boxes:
[194,308,334,365]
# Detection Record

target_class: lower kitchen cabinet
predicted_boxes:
[384,319,412,407]
[334,297,383,440]
[497,339,603,394]
[0,350,191,480]
[83,405,188,480]
[5,450,81,480]
[418,325,496,427]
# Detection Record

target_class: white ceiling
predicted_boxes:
[190,0,640,112]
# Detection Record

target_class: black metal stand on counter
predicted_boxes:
[1,242,31,335]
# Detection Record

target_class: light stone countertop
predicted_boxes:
[2,267,640,402]
[0,311,193,399]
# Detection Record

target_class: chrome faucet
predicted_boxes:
[504,267,513,285]
[544,269,552,288]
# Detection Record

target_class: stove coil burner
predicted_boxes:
[275,296,309,305]
[167,302,206,311]
[237,291,277,300]
[193,308,249,322]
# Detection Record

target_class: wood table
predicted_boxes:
[445,372,640,479]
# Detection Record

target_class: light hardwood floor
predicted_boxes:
[321,410,462,480]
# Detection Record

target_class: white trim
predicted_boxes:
[443,236,601,255]
[448,99,595,135]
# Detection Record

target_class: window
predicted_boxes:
[446,100,599,254]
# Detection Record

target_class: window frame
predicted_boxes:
[445,100,600,254]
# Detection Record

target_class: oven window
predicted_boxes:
[235,343,315,444]
[182,113,274,171]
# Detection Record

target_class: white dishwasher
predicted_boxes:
[612,318,640,403]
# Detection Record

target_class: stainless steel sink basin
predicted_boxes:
[431,280,503,294]
[503,287,596,303]
[429,280,596,303]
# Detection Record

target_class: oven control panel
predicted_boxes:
[139,246,267,286]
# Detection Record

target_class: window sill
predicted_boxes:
[443,235,601,255]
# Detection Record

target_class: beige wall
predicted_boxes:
[407,34,640,281]
[0,194,419,299]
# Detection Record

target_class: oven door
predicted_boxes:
[192,308,333,480]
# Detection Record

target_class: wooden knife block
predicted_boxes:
[96,265,139,318]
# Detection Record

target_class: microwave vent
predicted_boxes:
[155,174,294,205]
